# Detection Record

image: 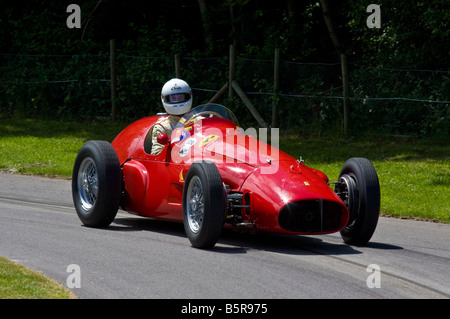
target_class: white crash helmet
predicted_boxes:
[161,78,192,115]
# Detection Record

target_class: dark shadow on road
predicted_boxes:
[110,214,404,257]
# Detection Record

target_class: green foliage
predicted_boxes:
[0,54,111,119]
[343,0,450,69]
[349,65,450,136]
[0,1,448,136]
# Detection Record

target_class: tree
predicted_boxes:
[318,0,343,56]
[197,0,214,51]
[343,0,450,68]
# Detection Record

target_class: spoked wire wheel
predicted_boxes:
[186,176,205,234]
[72,140,122,228]
[182,161,226,249]
[77,157,98,212]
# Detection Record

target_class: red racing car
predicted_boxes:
[72,104,380,248]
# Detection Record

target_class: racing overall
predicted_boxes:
[150,115,181,155]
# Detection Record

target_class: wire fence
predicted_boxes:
[0,53,448,136]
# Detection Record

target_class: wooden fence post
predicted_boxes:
[209,44,268,127]
[232,81,268,128]
[110,39,117,121]
[175,54,181,78]
[341,54,349,134]
[209,82,228,103]
[228,45,236,98]
[272,48,280,128]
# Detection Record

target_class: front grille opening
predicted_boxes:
[278,199,344,233]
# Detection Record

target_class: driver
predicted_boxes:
[150,78,193,155]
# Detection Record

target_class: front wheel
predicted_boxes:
[182,160,226,249]
[72,140,122,227]
[335,157,380,246]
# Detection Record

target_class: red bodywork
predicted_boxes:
[111,104,349,235]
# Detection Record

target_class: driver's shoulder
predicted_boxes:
[154,116,171,130]
[155,115,169,124]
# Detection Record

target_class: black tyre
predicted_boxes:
[72,140,122,227]
[335,157,380,246]
[182,160,226,248]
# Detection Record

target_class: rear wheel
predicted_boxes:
[183,161,226,248]
[335,157,380,246]
[72,140,122,227]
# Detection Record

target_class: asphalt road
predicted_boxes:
[0,172,449,299]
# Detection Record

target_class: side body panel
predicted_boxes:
[111,116,160,164]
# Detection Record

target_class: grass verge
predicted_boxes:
[0,256,76,299]
[0,118,129,177]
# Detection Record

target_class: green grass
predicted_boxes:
[0,118,128,177]
[0,256,76,299]
[280,134,450,223]
[0,118,449,223]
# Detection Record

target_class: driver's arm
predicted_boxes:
[150,124,166,155]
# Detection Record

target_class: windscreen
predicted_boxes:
[175,104,239,129]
